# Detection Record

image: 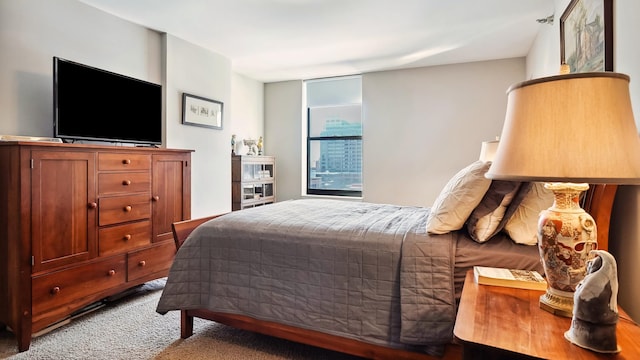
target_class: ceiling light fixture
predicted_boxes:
[536,14,554,25]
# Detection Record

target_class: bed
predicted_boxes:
[156,160,617,360]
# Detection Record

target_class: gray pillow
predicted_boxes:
[466,180,522,243]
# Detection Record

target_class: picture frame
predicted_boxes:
[182,93,223,130]
[560,0,613,73]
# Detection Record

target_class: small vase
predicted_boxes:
[537,182,597,317]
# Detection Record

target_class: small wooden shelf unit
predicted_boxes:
[231,155,275,210]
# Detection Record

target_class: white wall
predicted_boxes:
[0,0,162,137]
[264,80,304,202]
[527,0,640,322]
[363,59,524,206]
[525,0,572,79]
[609,0,640,324]
[163,34,232,218]
[230,73,265,157]
[265,59,526,207]
[0,0,265,219]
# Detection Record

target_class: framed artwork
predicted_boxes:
[560,0,613,73]
[182,93,223,130]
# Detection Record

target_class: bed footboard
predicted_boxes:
[171,214,225,251]
[179,309,462,360]
[170,213,462,359]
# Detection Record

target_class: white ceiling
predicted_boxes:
[78,0,554,83]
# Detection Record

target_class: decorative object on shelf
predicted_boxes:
[257,136,264,155]
[231,134,236,155]
[560,0,613,73]
[565,250,620,353]
[486,72,640,317]
[243,139,257,155]
[478,137,499,162]
[182,93,223,130]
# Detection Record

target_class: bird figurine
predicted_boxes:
[564,250,620,353]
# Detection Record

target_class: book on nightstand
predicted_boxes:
[473,266,547,291]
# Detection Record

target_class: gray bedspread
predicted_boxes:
[156,199,456,353]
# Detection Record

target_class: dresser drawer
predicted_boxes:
[99,194,150,226]
[98,153,151,171]
[32,256,126,318]
[127,241,175,282]
[99,220,151,256]
[98,171,151,196]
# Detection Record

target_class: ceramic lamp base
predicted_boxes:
[539,291,573,318]
[537,183,597,318]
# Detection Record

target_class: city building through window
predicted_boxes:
[305,76,362,197]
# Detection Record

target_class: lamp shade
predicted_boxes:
[486,72,640,184]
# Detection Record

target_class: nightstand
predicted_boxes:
[454,270,640,359]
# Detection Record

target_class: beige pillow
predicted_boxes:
[466,181,521,243]
[504,182,555,245]
[426,161,492,234]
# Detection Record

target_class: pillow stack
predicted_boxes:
[465,180,522,243]
[426,160,555,245]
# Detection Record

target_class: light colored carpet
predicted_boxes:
[0,280,362,360]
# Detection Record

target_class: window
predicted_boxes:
[305,76,362,197]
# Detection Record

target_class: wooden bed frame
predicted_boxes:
[169,184,617,360]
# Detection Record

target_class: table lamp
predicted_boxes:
[479,138,499,163]
[486,72,640,317]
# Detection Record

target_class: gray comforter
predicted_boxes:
[156,199,456,353]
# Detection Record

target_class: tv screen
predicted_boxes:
[53,57,162,145]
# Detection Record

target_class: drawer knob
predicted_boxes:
[122,180,132,186]
[108,269,116,276]
[138,260,146,267]
[124,205,132,212]
[51,286,61,295]
[152,196,160,202]
[123,234,131,241]
[122,159,131,165]
[88,202,97,209]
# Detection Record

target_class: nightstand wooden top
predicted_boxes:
[454,270,640,359]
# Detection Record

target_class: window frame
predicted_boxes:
[306,106,362,197]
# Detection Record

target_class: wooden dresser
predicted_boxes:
[0,142,192,351]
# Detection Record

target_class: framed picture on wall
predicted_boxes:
[560,0,613,73]
[182,93,223,130]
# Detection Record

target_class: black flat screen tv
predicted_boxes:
[53,56,162,145]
